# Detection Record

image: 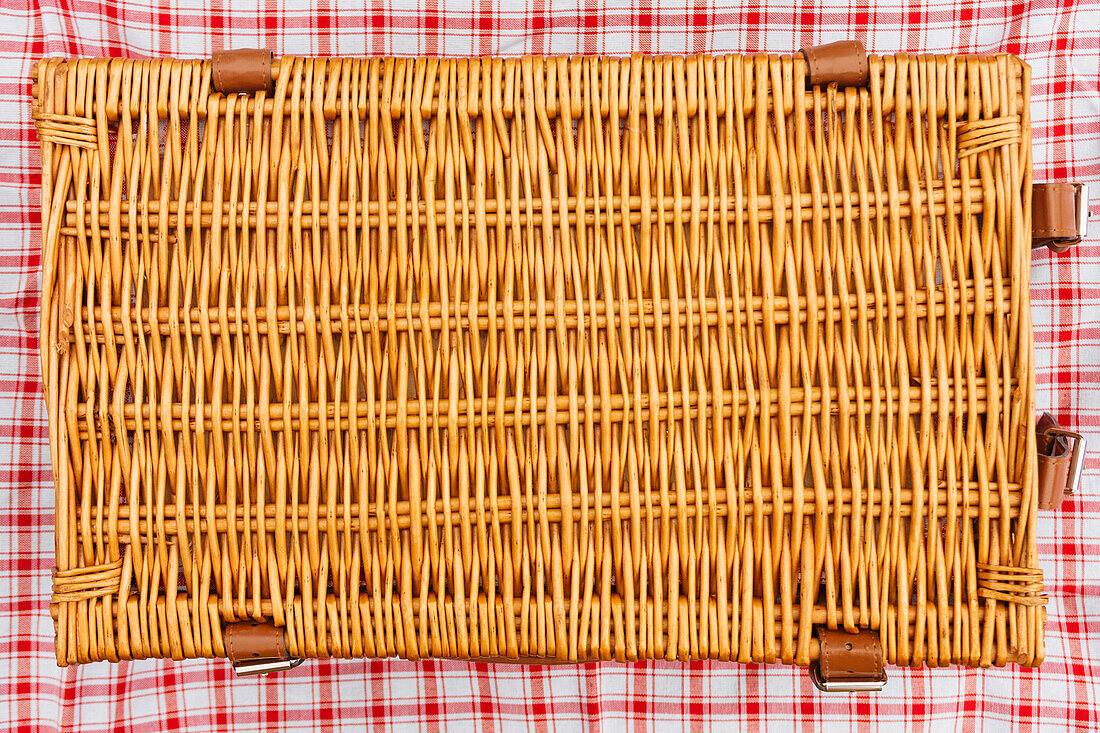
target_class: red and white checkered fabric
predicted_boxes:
[2,1,1097,730]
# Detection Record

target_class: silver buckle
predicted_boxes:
[1044,427,1087,496]
[809,662,887,692]
[231,656,304,676]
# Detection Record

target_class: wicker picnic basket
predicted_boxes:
[32,43,1088,687]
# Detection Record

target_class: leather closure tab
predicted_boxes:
[212,48,274,94]
[810,627,886,692]
[1033,182,1088,253]
[1037,412,1085,510]
[799,41,870,88]
[224,621,301,675]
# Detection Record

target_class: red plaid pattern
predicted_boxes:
[2,1,1098,730]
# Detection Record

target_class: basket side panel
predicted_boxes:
[34,53,1040,668]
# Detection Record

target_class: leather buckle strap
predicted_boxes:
[810,627,886,692]
[211,48,274,95]
[224,621,303,676]
[1037,413,1086,510]
[799,41,870,88]
[1033,182,1088,253]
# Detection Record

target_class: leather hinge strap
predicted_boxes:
[1037,412,1086,510]
[810,627,886,692]
[1033,182,1088,253]
[799,41,870,88]
[211,48,274,94]
[224,621,302,676]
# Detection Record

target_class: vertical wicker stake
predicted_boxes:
[33,48,1047,678]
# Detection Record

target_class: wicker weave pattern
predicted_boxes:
[34,53,1041,668]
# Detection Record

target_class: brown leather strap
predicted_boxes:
[799,41,870,88]
[224,621,288,664]
[816,627,883,682]
[212,48,273,94]
[1033,183,1085,253]
[1037,412,1073,510]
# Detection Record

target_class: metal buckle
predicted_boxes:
[1044,427,1086,496]
[231,656,304,676]
[809,661,887,692]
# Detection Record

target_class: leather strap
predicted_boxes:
[816,627,883,682]
[1033,183,1085,253]
[224,621,288,664]
[1037,412,1073,510]
[799,41,870,88]
[212,48,274,94]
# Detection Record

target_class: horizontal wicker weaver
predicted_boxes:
[34,51,1043,671]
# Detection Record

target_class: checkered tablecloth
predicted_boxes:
[2,1,1097,730]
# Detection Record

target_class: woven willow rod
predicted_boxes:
[34,52,1042,670]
